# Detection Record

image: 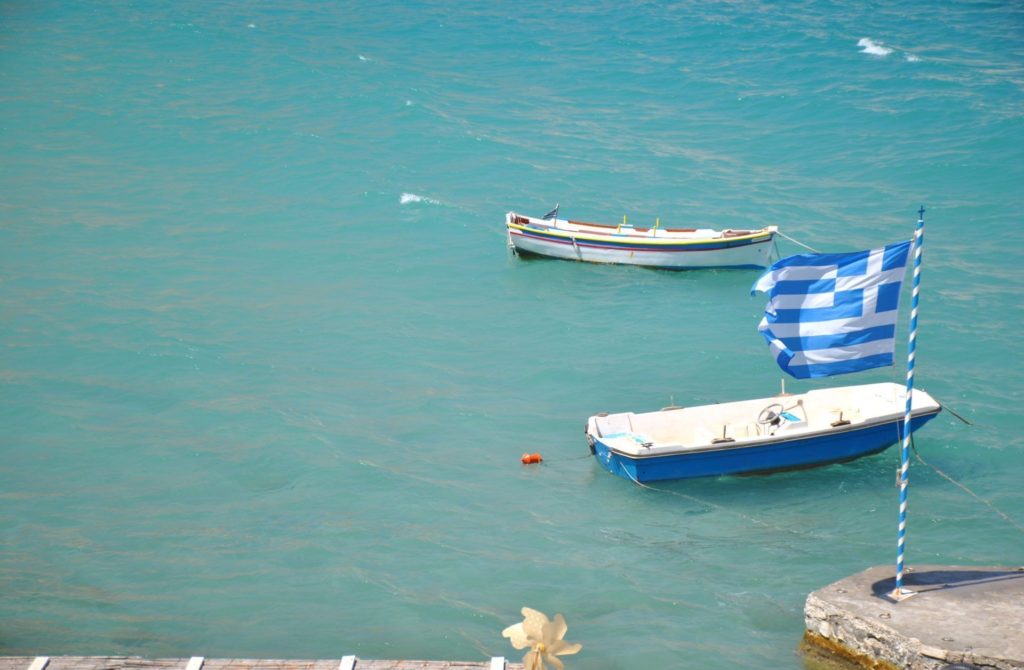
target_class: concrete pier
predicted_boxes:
[803,565,1024,669]
[0,658,523,670]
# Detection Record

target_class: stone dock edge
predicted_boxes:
[803,564,1024,670]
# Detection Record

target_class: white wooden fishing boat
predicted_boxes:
[506,209,777,269]
[584,382,942,482]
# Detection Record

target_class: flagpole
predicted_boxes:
[891,205,925,601]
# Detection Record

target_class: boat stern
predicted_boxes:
[584,415,599,454]
[588,434,643,483]
[585,412,650,483]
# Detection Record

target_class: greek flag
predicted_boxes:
[751,240,912,379]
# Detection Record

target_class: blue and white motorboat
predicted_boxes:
[584,382,941,483]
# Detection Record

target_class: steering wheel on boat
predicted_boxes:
[757,403,785,425]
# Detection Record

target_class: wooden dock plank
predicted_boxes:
[0,659,521,670]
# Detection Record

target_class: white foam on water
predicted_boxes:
[905,53,921,62]
[858,38,893,56]
[358,54,370,62]
[400,192,440,205]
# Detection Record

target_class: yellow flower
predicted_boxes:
[502,607,582,670]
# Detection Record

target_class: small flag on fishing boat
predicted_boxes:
[751,239,912,379]
[542,204,559,220]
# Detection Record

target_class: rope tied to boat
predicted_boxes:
[774,230,821,253]
[614,462,880,545]
[910,434,1024,535]
[939,402,973,426]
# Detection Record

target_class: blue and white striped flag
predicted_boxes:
[751,240,912,379]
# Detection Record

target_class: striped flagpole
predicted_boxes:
[891,205,926,601]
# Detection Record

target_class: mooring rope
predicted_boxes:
[911,435,1024,535]
[774,230,820,253]
[604,428,1023,541]
[616,464,875,545]
[539,453,593,462]
[621,469,772,530]
[939,402,973,426]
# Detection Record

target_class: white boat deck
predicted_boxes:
[549,219,723,240]
[590,382,940,457]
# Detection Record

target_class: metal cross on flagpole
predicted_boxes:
[891,205,926,602]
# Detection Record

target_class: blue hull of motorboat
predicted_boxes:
[590,412,940,483]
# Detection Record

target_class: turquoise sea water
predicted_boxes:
[2,1,1023,667]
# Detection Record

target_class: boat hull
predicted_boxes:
[589,413,940,482]
[586,382,942,482]
[506,213,776,269]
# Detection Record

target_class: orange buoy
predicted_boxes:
[521,452,543,464]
